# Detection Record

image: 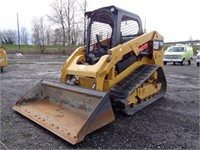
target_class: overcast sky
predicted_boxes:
[0,0,199,42]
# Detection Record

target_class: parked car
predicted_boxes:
[196,50,200,67]
[163,44,194,65]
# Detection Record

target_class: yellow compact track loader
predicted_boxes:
[0,47,8,72]
[13,6,167,144]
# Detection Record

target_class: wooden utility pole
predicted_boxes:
[17,13,20,49]
[144,16,146,33]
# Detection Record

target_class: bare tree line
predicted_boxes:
[0,28,28,45]
[0,0,88,54]
[32,0,88,53]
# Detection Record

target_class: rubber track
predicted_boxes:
[110,64,167,115]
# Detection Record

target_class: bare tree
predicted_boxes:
[47,0,67,54]
[45,26,54,45]
[79,0,88,45]
[65,0,76,45]
[48,0,78,54]
[7,30,17,44]
[32,17,46,53]
[0,30,17,44]
[53,28,63,45]
[71,23,83,45]
[20,27,29,45]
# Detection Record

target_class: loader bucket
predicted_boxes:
[12,80,115,144]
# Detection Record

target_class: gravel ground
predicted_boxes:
[1,54,199,149]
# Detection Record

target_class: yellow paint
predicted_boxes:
[61,31,164,96]
[137,83,161,100]
[79,77,95,89]
[0,47,8,68]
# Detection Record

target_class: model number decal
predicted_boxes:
[154,41,163,50]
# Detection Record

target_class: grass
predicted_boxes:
[3,44,37,51]
[2,44,79,55]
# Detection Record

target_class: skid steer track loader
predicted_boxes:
[13,6,167,145]
[0,47,8,72]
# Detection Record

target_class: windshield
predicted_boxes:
[85,12,114,64]
[167,47,185,52]
[86,12,113,52]
[90,21,112,46]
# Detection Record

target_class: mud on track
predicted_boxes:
[1,54,199,149]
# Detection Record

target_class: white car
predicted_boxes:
[196,50,200,67]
